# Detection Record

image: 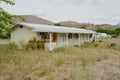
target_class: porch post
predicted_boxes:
[83,34,85,43]
[66,33,68,46]
[49,33,52,44]
[88,34,89,42]
[79,34,81,46]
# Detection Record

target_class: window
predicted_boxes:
[74,33,78,38]
[68,33,72,38]
[68,33,79,39]
[89,34,92,38]
[38,32,50,40]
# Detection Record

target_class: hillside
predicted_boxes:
[59,21,81,27]
[58,21,96,30]
[14,15,115,30]
[95,24,115,30]
[115,23,120,28]
[14,15,54,25]
[58,21,115,30]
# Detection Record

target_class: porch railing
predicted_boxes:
[56,41,80,47]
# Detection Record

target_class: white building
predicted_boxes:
[11,22,96,51]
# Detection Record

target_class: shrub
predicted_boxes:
[8,42,17,49]
[54,23,62,26]
[94,43,99,47]
[28,38,44,50]
[99,40,102,42]
[19,41,28,50]
[55,56,64,67]
[81,42,99,48]
[53,47,65,53]
[82,42,92,48]
[96,29,117,35]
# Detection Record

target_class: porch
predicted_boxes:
[40,32,92,51]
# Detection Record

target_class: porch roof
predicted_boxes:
[17,22,96,34]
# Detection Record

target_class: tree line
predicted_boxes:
[96,28,120,35]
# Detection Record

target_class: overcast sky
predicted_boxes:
[1,0,120,25]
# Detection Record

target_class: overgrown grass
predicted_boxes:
[53,47,65,53]
[54,56,64,67]
[0,38,120,80]
[37,64,54,77]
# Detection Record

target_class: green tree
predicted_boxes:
[0,0,23,39]
[115,28,120,35]
[54,23,62,26]
[96,29,116,35]
[79,25,86,29]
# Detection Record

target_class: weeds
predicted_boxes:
[53,47,65,53]
[80,56,89,70]
[0,38,120,80]
[8,42,17,49]
[37,64,54,77]
[82,42,99,48]
[54,56,64,67]
[24,77,32,80]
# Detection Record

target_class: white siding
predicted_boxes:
[11,27,36,48]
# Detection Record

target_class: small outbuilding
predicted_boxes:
[11,22,96,51]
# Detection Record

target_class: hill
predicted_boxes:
[59,21,81,27]
[115,23,120,28]
[58,21,96,30]
[14,15,54,25]
[14,16,115,30]
[95,24,115,30]
[58,21,115,30]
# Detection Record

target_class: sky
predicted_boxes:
[1,0,120,25]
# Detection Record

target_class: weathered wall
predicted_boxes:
[11,27,36,48]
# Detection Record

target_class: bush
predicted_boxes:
[53,47,65,53]
[96,29,118,35]
[82,42,92,48]
[9,42,17,49]
[99,40,102,42]
[54,23,62,26]
[27,38,44,50]
[55,57,64,67]
[81,42,99,48]
[94,43,99,47]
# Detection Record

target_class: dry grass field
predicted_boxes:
[0,38,120,80]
